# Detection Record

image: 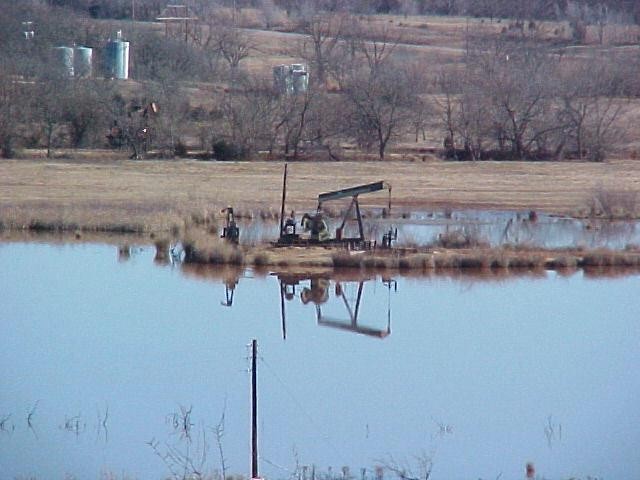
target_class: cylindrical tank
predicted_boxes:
[52,46,74,77]
[74,46,93,78]
[291,64,308,94]
[104,39,129,79]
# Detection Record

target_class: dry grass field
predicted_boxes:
[2,156,640,237]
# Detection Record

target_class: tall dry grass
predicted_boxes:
[589,188,639,219]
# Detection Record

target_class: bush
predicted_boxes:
[212,139,245,161]
[174,138,188,157]
[1,136,16,158]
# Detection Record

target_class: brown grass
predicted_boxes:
[3,159,640,235]
[588,188,639,219]
[189,244,640,276]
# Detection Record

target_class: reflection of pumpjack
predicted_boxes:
[221,277,238,306]
[278,275,394,339]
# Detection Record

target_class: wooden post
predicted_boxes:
[251,339,259,479]
[279,163,288,238]
[280,283,287,340]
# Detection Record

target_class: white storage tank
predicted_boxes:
[273,63,308,94]
[52,46,74,77]
[291,64,308,94]
[74,46,93,78]
[104,31,129,79]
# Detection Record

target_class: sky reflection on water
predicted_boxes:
[1,242,639,480]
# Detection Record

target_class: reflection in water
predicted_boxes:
[233,211,640,250]
[277,273,395,340]
[222,276,239,307]
[3,244,640,480]
[182,265,398,340]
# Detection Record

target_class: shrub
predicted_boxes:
[1,136,16,158]
[212,139,245,161]
[589,188,638,219]
[174,138,188,157]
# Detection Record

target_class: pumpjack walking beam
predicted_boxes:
[317,181,391,242]
[317,181,389,204]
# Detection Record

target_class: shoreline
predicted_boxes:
[179,240,640,272]
[3,218,640,277]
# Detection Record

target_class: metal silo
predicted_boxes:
[74,46,93,78]
[52,46,74,77]
[291,64,308,94]
[105,32,129,79]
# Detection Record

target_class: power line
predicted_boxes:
[259,356,349,465]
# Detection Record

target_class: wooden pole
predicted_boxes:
[280,283,287,340]
[251,339,259,479]
[279,163,288,238]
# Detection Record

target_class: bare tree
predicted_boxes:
[557,57,627,161]
[0,67,24,158]
[203,20,254,79]
[220,78,279,156]
[272,88,316,157]
[461,38,559,159]
[63,79,106,148]
[34,75,69,158]
[298,13,347,86]
[343,63,414,159]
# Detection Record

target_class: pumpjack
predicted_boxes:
[276,164,393,249]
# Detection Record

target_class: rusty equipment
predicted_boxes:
[221,207,240,244]
[107,101,158,159]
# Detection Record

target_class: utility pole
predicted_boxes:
[251,339,259,480]
[132,0,135,21]
[279,163,288,238]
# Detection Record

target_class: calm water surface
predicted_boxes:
[1,243,639,480]
[237,211,640,250]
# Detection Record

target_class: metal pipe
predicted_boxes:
[354,198,364,242]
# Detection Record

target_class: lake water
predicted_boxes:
[1,243,639,480]
[235,210,640,250]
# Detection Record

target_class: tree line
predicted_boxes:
[46,0,640,24]
[0,3,637,161]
